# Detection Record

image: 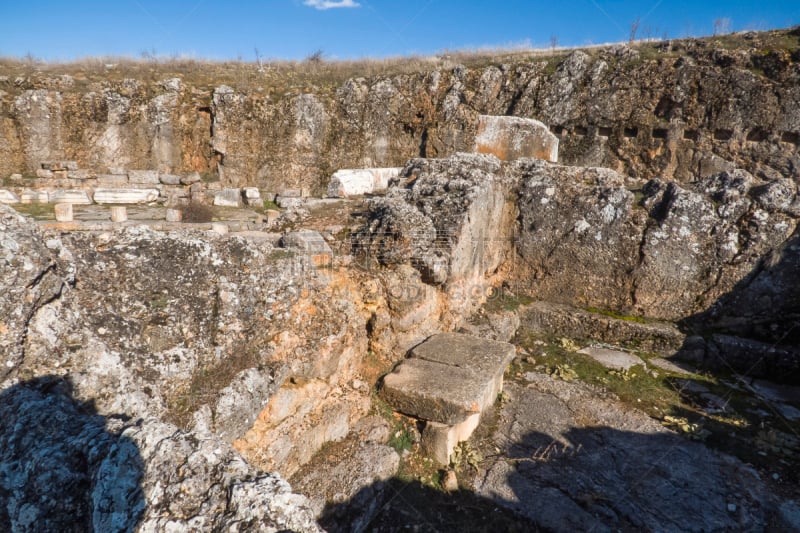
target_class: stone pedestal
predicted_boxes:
[110,206,127,222]
[55,203,73,222]
[211,223,228,235]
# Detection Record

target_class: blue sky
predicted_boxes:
[1,1,798,61]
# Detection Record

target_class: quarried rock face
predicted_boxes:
[356,153,799,377]
[356,153,517,317]
[3,29,798,189]
[0,206,66,380]
[514,164,799,320]
[0,377,321,532]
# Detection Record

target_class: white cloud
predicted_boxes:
[303,0,360,10]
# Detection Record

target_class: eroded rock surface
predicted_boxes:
[475,378,774,532]
[0,377,320,533]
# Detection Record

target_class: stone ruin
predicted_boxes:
[474,115,559,163]
[381,333,516,464]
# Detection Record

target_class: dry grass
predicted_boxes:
[180,202,216,223]
[0,27,796,98]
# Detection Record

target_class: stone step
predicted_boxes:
[380,332,515,464]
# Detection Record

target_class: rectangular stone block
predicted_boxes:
[159,174,182,185]
[50,190,92,205]
[213,188,241,207]
[19,190,48,204]
[181,172,202,185]
[475,115,559,163]
[243,187,261,199]
[67,169,91,180]
[93,188,159,204]
[410,332,516,376]
[282,230,332,255]
[36,169,54,179]
[277,196,304,209]
[107,166,127,175]
[0,189,20,204]
[327,168,403,198]
[382,333,515,428]
[165,208,182,222]
[381,358,494,425]
[127,170,160,185]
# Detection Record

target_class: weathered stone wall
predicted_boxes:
[1,29,798,191]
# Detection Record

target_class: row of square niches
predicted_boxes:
[548,125,799,145]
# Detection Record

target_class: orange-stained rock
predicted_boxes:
[474,115,558,162]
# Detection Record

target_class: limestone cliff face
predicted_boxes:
[2,29,798,190]
[357,153,800,379]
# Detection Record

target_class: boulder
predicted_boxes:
[356,153,515,316]
[474,115,559,162]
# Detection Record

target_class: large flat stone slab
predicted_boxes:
[50,190,92,205]
[382,333,515,425]
[382,332,516,464]
[93,188,159,204]
[474,115,559,162]
[577,346,644,371]
[381,358,495,425]
[410,332,516,376]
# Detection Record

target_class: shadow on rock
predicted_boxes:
[678,229,800,384]
[0,376,144,532]
[485,426,774,532]
[319,476,539,533]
